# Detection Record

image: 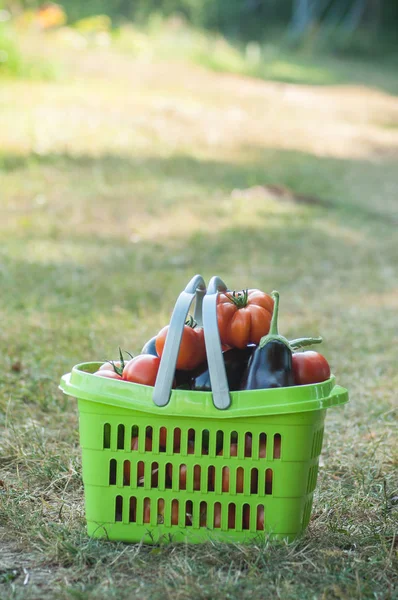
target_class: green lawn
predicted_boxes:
[0,30,397,600]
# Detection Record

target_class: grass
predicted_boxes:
[0,26,398,600]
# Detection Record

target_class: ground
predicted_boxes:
[0,30,397,600]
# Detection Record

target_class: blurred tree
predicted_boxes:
[5,0,398,49]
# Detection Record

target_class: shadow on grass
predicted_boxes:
[1,148,397,226]
[0,207,390,323]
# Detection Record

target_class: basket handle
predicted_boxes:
[202,276,231,410]
[152,274,206,407]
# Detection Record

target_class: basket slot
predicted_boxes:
[306,465,318,494]
[213,502,221,528]
[242,503,250,530]
[199,501,207,528]
[157,498,165,524]
[179,464,187,490]
[137,461,145,487]
[123,460,130,486]
[207,465,215,492]
[143,497,151,524]
[159,427,167,452]
[103,423,111,449]
[145,427,153,452]
[109,459,117,485]
[256,504,265,530]
[185,500,193,527]
[129,497,137,522]
[250,468,259,495]
[151,462,159,488]
[311,427,324,458]
[115,495,123,522]
[193,464,201,491]
[265,468,273,495]
[244,433,252,458]
[188,429,196,455]
[226,503,236,530]
[214,430,223,457]
[230,431,239,458]
[221,466,229,493]
[117,424,125,450]
[131,432,139,452]
[201,430,210,454]
[273,433,281,459]
[173,428,181,453]
[259,433,267,458]
[165,463,172,489]
[236,467,244,494]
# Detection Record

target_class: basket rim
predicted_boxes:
[59,362,349,419]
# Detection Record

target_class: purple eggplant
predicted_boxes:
[193,345,256,392]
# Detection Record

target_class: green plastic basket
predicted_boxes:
[60,275,349,544]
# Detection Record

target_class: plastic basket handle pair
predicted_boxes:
[153,275,231,411]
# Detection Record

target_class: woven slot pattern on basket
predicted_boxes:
[104,423,280,532]
[311,427,324,458]
[114,495,266,531]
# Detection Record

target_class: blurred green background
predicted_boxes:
[0,2,397,599]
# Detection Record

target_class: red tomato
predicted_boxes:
[93,369,122,380]
[122,355,160,386]
[156,322,206,371]
[99,360,121,371]
[217,289,273,349]
[292,351,331,385]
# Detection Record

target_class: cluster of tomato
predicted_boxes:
[94,287,330,389]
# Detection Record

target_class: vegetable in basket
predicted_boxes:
[192,345,256,392]
[217,289,274,349]
[156,316,206,370]
[292,351,330,385]
[241,291,322,390]
[123,354,160,386]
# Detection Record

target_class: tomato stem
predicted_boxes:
[185,315,197,329]
[105,359,124,376]
[224,289,249,308]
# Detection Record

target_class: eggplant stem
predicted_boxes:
[290,336,323,349]
[269,291,280,336]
